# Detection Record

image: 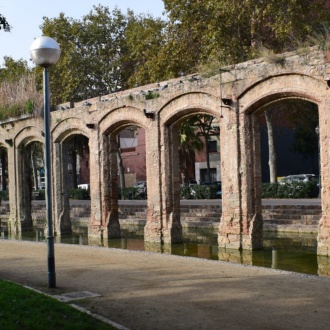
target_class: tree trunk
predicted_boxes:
[0,149,7,191]
[31,144,38,190]
[265,109,277,183]
[205,137,211,182]
[117,136,125,189]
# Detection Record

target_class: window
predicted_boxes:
[200,168,217,183]
[208,140,217,153]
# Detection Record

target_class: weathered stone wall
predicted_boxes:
[0,201,321,234]
[1,46,330,253]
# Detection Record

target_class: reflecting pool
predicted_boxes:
[3,227,330,278]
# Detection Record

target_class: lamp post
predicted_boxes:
[315,126,321,198]
[30,36,61,288]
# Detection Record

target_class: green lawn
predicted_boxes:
[0,279,116,330]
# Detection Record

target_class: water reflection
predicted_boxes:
[1,226,327,278]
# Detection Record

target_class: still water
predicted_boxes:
[3,227,329,278]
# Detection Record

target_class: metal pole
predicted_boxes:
[44,67,56,288]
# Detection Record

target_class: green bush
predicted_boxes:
[145,91,160,100]
[119,187,146,200]
[0,190,9,201]
[193,184,218,199]
[180,184,220,199]
[262,181,319,198]
[68,188,90,200]
[32,190,45,200]
[180,184,193,199]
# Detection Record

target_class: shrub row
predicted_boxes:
[261,181,319,199]
[0,190,9,201]
[118,187,147,200]
[32,190,45,200]
[180,184,220,200]
[0,181,320,202]
[68,188,90,200]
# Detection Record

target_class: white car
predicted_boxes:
[279,174,317,184]
[77,183,90,190]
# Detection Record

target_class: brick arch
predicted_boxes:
[14,126,44,148]
[98,106,149,136]
[237,73,326,114]
[52,117,91,237]
[93,106,150,240]
[159,92,221,126]
[217,73,327,251]
[142,92,223,245]
[12,126,44,234]
[52,117,90,143]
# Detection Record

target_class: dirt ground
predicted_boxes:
[1,239,330,330]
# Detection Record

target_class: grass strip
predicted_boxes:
[0,279,116,329]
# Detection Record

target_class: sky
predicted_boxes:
[0,0,165,65]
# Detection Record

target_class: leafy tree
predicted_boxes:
[0,56,31,82]
[40,13,85,105]
[41,6,142,104]
[179,119,204,183]
[0,57,42,120]
[0,14,10,32]
[193,115,218,182]
[78,6,128,95]
[179,115,218,183]
[161,0,329,73]
[124,11,167,87]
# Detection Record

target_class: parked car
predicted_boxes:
[278,174,317,184]
[134,181,146,190]
[201,181,222,197]
[77,183,90,190]
[133,181,147,197]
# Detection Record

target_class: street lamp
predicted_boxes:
[30,36,61,288]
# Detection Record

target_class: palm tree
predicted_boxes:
[179,115,218,183]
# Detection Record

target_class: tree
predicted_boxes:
[264,109,277,183]
[67,135,89,189]
[124,11,167,87]
[0,147,8,191]
[0,56,32,82]
[40,13,85,105]
[193,115,218,182]
[41,6,150,104]
[179,119,204,183]
[0,57,42,120]
[179,115,218,183]
[0,14,10,32]
[162,0,329,68]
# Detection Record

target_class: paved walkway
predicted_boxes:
[1,240,330,329]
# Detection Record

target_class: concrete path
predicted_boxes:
[1,240,330,330]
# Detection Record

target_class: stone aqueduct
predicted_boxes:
[2,47,330,255]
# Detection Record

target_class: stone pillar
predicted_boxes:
[16,145,33,232]
[7,143,20,237]
[162,124,182,244]
[144,119,182,245]
[53,142,71,236]
[218,106,262,250]
[89,129,120,240]
[100,134,120,238]
[218,109,242,249]
[317,99,330,256]
[240,114,263,249]
[144,119,163,245]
